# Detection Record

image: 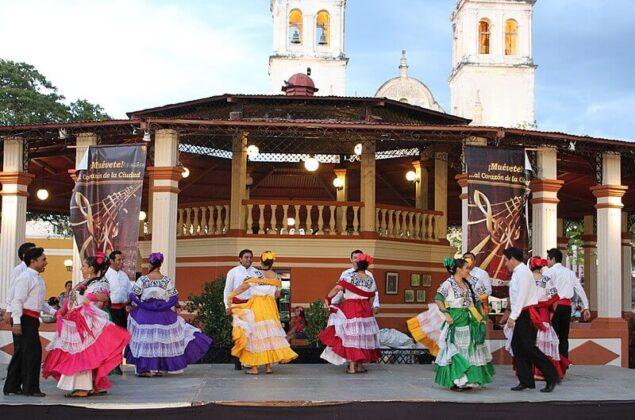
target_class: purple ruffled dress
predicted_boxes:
[125,276,211,374]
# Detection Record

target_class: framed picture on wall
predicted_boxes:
[416,290,426,303]
[385,272,399,295]
[405,289,415,303]
[410,273,421,287]
[421,274,432,287]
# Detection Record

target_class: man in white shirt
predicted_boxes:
[105,250,132,375]
[224,249,263,370]
[3,247,56,397]
[504,247,557,393]
[463,252,492,296]
[333,250,380,314]
[2,242,36,323]
[542,248,591,360]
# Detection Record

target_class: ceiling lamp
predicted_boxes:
[36,188,49,201]
[139,211,147,221]
[304,156,319,172]
[405,170,418,183]
[182,167,190,178]
[63,259,73,272]
[287,217,296,226]
[247,145,260,158]
[142,130,151,142]
[332,177,344,190]
[354,143,363,156]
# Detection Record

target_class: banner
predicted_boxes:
[70,144,147,280]
[466,147,529,281]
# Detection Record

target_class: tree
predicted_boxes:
[0,59,110,125]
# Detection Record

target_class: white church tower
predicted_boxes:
[269,0,348,95]
[449,0,537,127]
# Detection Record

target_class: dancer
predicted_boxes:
[105,250,132,375]
[229,251,297,374]
[319,253,381,374]
[541,248,590,361]
[333,250,380,313]
[3,247,55,397]
[43,253,130,398]
[224,249,264,370]
[2,242,36,323]
[503,257,565,381]
[504,247,558,393]
[125,252,212,377]
[432,257,494,390]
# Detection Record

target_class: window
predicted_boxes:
[288,9,303,45]
[479,19,490,54]
[316,10,330,46]
[505,19,518,55]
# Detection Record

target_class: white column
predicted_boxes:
[591,152,628,318]
[582,215,597,311]
[70,133,97,285]
[149,129,180,280]
[434,152,448,240]
[229,132,247,233]
[456,173,468,253]
[622,212,633,312]
[0,137,33,309]
[360,141,376,235]
[530,148,563,258]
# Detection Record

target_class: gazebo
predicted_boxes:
[1,73,633,365]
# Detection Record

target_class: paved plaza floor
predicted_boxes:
[1,363,634,409]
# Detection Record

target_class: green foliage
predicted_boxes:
[187,277,233,348]
[0,59,110,126]
[304,300,329,347]
[447,225,462,257]
[26,212,72,237]
[565,220,584,266]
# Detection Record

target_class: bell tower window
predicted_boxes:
[316,10,330,46]
[479,19,490,54]
[505,19,518,55]
[288,9,303,45]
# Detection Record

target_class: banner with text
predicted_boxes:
[70,144,146,280]
[466,146,529,281]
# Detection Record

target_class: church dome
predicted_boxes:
[375,50,444,112]
[282,71,319,96]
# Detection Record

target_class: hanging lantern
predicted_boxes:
[36,188,49,201]
[406,170,418,182]
[182,167,190,178]
[354,143,363,156]
[304,156,319,172]
[247,145,260,158]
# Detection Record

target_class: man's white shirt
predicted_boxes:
[470,266,492,296]
[541,263,589,309]
[5,261,28,309]
[224,265,264,307]
[10,267,57,324]
[105,267,133,304]
[508,263,539,321]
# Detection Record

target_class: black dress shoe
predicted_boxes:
[24,392,46,397]
[510,384,535,391]
[541,382,556,393]
[3,390,22,396]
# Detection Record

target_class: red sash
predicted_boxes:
[23,309,40,320]
[336,280,375,298]
[232,297,248,304]
[555,298,571,307]
[110,303,125,310]
[523,306,547,331]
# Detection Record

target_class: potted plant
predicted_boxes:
[291,300,329,363]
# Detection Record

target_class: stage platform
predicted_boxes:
[1,364,634,419]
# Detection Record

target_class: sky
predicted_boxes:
[0,0,633,140]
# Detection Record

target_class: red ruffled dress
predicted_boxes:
[318,272,381,364]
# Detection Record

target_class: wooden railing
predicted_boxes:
[176,201,230,237]
[376,204,441,241]
[242,199,364,236]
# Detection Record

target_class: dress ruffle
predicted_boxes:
[318,299,381,365]
[407,304,444,356]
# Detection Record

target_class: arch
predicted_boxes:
[316,10,330,46]
[505,19,518,55]
[478,19,490,54]
[288,9,303,45]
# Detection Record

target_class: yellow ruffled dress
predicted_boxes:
[230,278,298,367]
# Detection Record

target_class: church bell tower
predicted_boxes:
[269,0,348,95]
[449,0,537,127]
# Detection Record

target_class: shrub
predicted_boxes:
[304,300,329,347]
[187,277,232,347]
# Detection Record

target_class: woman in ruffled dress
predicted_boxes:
[125,252,212,377]
[431,257,494,390]
[319,253,381,374]
[229,251,297,375]
[503,257,566,381]
[43,253,130,398]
